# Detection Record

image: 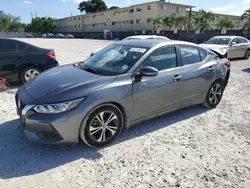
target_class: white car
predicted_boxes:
[200,36,250,59]
[91,35,170,56]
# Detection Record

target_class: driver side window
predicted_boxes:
[143,46,177,71]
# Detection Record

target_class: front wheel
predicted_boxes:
[20,66,42,84]
[79,105,124,147]
[203,81,224,109]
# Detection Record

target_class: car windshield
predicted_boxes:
[81,44,148,76]
[205,38,231,45]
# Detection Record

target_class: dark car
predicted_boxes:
[0,38,59,83]
[16,40,231,147]
[47,33,55,38]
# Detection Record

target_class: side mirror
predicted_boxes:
[231,42,236,46]
[139,66,159,77]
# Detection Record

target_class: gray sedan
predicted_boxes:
[16,40,231,147]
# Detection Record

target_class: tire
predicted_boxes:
[79,105,124,148]
[19,66,42,84]
[244,50,250,59]
[203,80,224,109]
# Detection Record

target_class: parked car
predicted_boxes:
[16,39,231,147]
[47,33,55,38]
[42,34,47,38]
[200,36,250,59]
[65,34,74,39]
[90,35,169,56]
[25,33,33,38]
[56,33,65,38]
[0,38,59,84]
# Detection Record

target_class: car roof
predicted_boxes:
[117,39,198,48]
[212,36,237,39]
[125,35,168,39]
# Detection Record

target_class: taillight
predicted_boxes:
[47,51,55,59]
[225,60,232,68]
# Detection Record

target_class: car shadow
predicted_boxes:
[242,68,250,73]
[0,105,208,179]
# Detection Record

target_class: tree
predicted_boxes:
[78,0,108,13]
[175,14,188,30]
[242,8,250,30]
[162,14,176,31]
[216,17,234,30]
[193,10,215,32]
[0,10,26,32]
[109,6,119,10]
[152,18,162,31]
[25,17,57,33]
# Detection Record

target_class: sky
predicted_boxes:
[1,0,250,23]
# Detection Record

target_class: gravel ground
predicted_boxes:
[0,39,250,188]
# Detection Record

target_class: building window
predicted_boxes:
[129,9,134,13]
[119,21,121,24]
[74,18,76,20]
[192,13,196,17]
[113,12,116,15]
[71,19,72,21]
[176,7,182,13]
[147,18,152,23]
[122,21,125,23]
[119,11,121,13]
[148,5,153,10]
[78,17,80,20]
[79,25,81,28]
[129,20,134,24]
[137,7,142,12]
[161,5,167,10]
[136,19,141,24]
[71,25,73,28]
[75,25,77,28]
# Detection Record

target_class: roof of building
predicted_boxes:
[192,10,241,18]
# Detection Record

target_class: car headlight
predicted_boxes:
[33,98,84,114]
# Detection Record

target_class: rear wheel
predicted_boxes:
[203,81,224,108]
[244,50,250,59]
[79,105,124,147]
[20,66,42,84]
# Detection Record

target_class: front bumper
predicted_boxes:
[15,90,85,144]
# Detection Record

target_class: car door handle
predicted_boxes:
[208,67,215,72]
[172,75,182,81]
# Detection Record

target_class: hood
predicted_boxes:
[24,65,116,104]
[199,44,229,56]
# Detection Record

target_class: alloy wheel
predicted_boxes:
[24,69,40,81]
[209,83,222,105]
[89,111,118,143]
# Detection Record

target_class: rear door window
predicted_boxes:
[179,46,201,66]
[238,38,249,44]
[199,49,207,61]
[0,39,17,53]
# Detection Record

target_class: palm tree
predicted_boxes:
[152,18,162,32]
[193,10,215,32]
[162,14,176,31]
[242,8,250,30]
[175,14,188,30]
[216,17,234,31]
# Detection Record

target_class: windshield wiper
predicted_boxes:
[83,67,102,75]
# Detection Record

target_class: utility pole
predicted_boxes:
[31,12,33,20]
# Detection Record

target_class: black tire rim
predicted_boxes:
[89,111,119,143]
[209,83,222,105]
